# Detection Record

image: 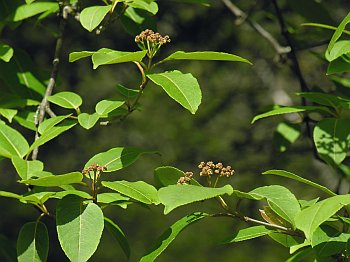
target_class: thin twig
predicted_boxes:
[221,0,291,55]
[271,0,323,162]
[31,8,68,160]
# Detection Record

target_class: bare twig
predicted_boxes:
[31,7,68,160]
[221,0,291,55]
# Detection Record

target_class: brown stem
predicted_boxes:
[32,9,67,160]
[221,0,291,55]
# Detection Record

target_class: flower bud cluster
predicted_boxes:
[198,161,234,177]
[135,29,171,58]
[177,172,194,185]
[82,163,107,176]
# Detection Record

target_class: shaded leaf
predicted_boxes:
[9,2,58,22]
[17,222,49,262]
[262,170,336,196]
[69,51,95,62]
[140,212,208,261]
[128,0,158,15]
[11,156,44,180]
[115,84,139,98]
[104,217,130,259]
[314,118,350,164]
[85,147,155,172]
[102,180,159,204]
[273,122,300,152]
[56,195,104,262]
[147,70,202,114]
[158,184,233,214]
[80,5,111,32]
[38,114,72,135]
[154,166,201,187]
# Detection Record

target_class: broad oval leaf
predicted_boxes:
[262,170,336,196]
[326,12,350,57]
[9,2,59,22]
[0,108,17,122]
[223,226,274,243]
[163,51,251,64]
[128,0,158,15]
[92,48,147,69]
[20,191,56,205]
[314,118,350,164]
[140,212,208,261]
[56,195,104,262]
[251,106,331,124]
[0,122,29,158]
[154,166,201,187]
[80,5,111,32]
[85,147,155,172]
[48,91,82,109]
[95,100,124,116]
[147,70,202,114]
[11,156,44,180]
[295,194,350,239]
[78,113,100,130]
[0,42,14,62]
[17,222,49,262]
[69,51,95,62]
[19,172,83,187]
[326,40,350,62]
[273,122,300,152]
[158,184,233,214]
[104,217,130,259]
[102,180,159,204]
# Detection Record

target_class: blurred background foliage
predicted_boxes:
[1,0,349,261]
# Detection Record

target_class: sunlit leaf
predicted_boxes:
[80,5,111,32]
[78,113,99,130]
[48,91,82,109]
[0,122,29,158]
[223,226,274,243]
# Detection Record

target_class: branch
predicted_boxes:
[31,7,68,160]
[221,0,291,55]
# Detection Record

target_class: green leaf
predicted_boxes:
[154,166,201,187]
[13,111,36,131]
[95,100,124,116]
[286,247,314,262]
[0,42,13,62]
[247,185,301,227]
[268,232,302,248]
[102,180,159,204]
[223,226,274,243]
[56,195,104,262]
[128,0,158,15]
[314,118,350,165]
[326,12,350,55]
[158,184,233,214]
[48,91,82,109]
[326,40,350,62]
[327,54,350,75]
[311,225,350,257]
[0,122,29,158]
[0,108,17,122]
[251,106,331,124]
[104,217,130,259]
[85,147,154,172]
[78,113,100,130]
[92,48,147,69]
[97,192,129,204]
[9,2,59,22]
[147,70,202,114]
[11,156,44,180]
[295,194,350,239]
[38,115,72,135]
[17,222,48,262]
[19,172,83,187]
[0,190,21,199]
[20,191,56,205]
[297,92,350,109]
[262,170,336,197]
[80,5,111,32]
[69,51,95,62]
[162,51,251,64]
[115,84,139,98]
[27,121,76,155]
[273,122,300,152]
[140,212,208,261]
[53,190,91,199]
